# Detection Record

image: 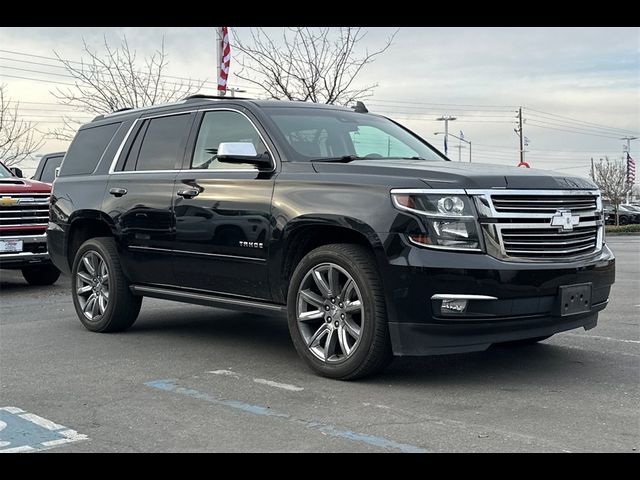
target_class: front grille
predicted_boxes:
[500,226,598,258]
[0,193,50,237]
[492,195,597,214]
[474,190,603,262]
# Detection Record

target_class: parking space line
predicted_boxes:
[253,378,304,392]
[563,333,640,344]
[145,379,428,453]
[207,370,239,378]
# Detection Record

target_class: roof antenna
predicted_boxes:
[352,101,369,113]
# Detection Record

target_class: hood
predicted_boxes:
[0,177,52,194]
[312,159,597,190]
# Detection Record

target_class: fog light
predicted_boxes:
[441,299,468,314]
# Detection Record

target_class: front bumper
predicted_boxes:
[377,233,615,356]
[0,234,51,268]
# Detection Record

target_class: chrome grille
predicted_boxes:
[0,193,50,237]
[471,189,604,262]
[491,195,597,214]
[500,226,598,258]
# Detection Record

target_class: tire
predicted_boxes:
[498,335,552,346]
[21,264,61,286]
[619,216,629,225]
[71,237,142,333]
[287,244,393,380]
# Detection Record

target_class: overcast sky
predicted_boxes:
[1,26,638,178]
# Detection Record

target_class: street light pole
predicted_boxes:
[436,116,457,156]
[434,131,471,162]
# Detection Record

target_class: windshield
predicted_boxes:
[263,107,445,162]
[0,162,13,178]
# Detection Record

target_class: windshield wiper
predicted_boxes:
[310,155,365,163]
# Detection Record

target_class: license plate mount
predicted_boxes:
[557,283,592,317]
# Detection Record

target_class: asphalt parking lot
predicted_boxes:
[1,237,638,452]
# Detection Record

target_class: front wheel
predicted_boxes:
[287,244,393,380]
[71,237,142,333]
[21,264,61,285]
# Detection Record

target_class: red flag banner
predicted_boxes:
[628,153,636,184]
[217,27,230,94]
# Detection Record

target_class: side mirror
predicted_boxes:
[10,167,23,178]
[217,142,272,168]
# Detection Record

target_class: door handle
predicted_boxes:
[109,187,128,197]
[177,188,200,199]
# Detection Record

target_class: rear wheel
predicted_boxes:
[619,215,629,225]
[71,237,142,332]
[21,264,60,285]
[287,244,393,380]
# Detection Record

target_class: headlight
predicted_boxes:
[391,190,482,251]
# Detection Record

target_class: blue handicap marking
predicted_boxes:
[0,407,88,453]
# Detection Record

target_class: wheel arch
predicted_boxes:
[271,214,388,304]
[66,211,116,270]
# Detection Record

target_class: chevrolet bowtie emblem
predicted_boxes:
[0,197,18,206]
[550,209,580,232]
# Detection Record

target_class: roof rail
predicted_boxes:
[183,94,250,102]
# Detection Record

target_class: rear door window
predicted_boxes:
[122,114,192,171]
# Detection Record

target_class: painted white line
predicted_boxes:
[41,438,76,447]
[0,407,24,414]
[564,333,640,344]
[19,413,64,431]
[253,378,304,392]
[58,429,89,441]
[0,445,34,453]
[207,369,239,377]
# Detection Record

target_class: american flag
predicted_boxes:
[217,27,231,94]
[627,152,636,184]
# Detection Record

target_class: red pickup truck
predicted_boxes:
[0,161,60,285]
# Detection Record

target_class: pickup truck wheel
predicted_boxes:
[71,237,141,333]
[21,265,60,285]
[287,244,393,380]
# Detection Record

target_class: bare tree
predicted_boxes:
[233,27,397,105]
[50,36,205,140]
[591,157,633,226]
[0,84,44,166]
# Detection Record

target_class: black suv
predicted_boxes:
[48,96,615,379]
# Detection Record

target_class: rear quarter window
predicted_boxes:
[60,123,121,176]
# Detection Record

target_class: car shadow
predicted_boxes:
[127,302,602,387]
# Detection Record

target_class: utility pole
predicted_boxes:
[454,144,466,162]
[517,107,524,166]
[436,116,456,156]
[621,136,638,155]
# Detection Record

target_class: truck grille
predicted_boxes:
[500,226,598,258]
[491,195,597,214]
[0,193,50,237]
[473,190,604,262]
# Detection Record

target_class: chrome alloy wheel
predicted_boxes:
[296,263,364,363]
[76,250,109,321]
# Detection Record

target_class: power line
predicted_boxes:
[526,121,624,139]
[525,107,639,135]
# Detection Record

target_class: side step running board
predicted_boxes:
[130,285,287,317]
